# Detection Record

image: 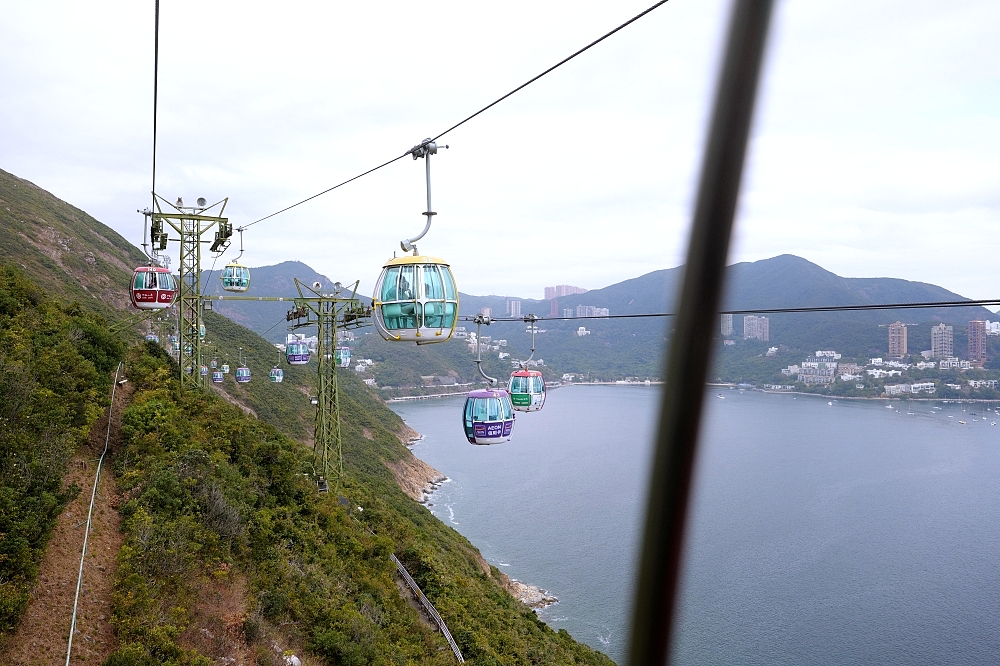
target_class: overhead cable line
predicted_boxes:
[430,0,670,142]
[239,0,672,230]
[238,153,410,230]
[460,298,1000,323]
[151,0,160,217]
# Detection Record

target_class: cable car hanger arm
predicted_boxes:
[401,139,448,254]
[473,314,498,386]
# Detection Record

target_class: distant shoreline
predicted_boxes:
[387,382,1000,404]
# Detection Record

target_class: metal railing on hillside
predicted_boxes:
[390,554,465,663]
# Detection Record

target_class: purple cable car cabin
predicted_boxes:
[462,388,515,445]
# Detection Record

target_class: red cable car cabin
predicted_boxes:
[130,266,176,310]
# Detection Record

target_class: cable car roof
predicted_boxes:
[510,370,543,377]
[467,388,508,399]
[381,254,449,268]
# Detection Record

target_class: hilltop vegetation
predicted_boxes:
[0,265,125,638]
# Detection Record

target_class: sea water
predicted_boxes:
[391,386,1000,664]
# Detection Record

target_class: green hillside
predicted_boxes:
[0,167,148,318]
[0,169,614,663]
[0,265,124,638]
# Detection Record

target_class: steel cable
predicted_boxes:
[65,361,124,666]
[239,0,672,230]
[458,298,1000,323]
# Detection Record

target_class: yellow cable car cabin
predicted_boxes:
[372,255,458,344]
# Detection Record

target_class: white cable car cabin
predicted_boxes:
[221,262,251,292]
[211,371,224,383]
[286,342,310,365]
[221,363,230,374]
[130,266,176,310]
[508,369,546,412]
[373,256,458,344]
[235,366,251,383]
[270,367,284,383]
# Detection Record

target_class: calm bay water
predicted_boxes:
[391,386,1000,664]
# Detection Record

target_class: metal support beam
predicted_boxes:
[627,2,774,664]
[153,194,229,392]
[287,280,372,490]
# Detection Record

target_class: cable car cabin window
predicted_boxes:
[423,265,444,299]
[161,272,174,290]
[534,376,545,393]
[399,265,416,300]
[501,395,513,419]
[382,302,421,330]
[510,376,526,393]
[423,301,456,329]
[381,266,400,301]
[134,271,151,289]
[487,397,501,421]
[442,267,456,300]
[474,398,489,422]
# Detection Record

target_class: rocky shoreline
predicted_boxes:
[504,579,558,610]
[393,424,559,611]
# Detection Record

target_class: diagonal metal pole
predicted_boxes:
[627,1,774,664]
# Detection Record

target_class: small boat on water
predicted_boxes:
[828,401,833,406]
[959,420,967,425]
[992,422,996,426]
[886,405,893,409]
[717,393,725,399]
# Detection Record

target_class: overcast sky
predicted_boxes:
[2,1,998,302]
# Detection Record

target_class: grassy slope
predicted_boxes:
[0,265,126,640]
[0,168,148,317]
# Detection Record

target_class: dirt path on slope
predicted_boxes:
[0,379,133,666]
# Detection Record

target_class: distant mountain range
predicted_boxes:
[3,163,994,384]
[214,255,995,384]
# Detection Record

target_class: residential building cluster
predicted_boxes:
[545,285,588,300]
[511,358,544,368]
[778,340,996,395]
[968,379,998,389]
[575,305,610,318]
[884,382,936,395]
[892,321,988,367]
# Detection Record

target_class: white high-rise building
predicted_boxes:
[931,323,953,358]
[743,315,769,342]
[721,313,733,336]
